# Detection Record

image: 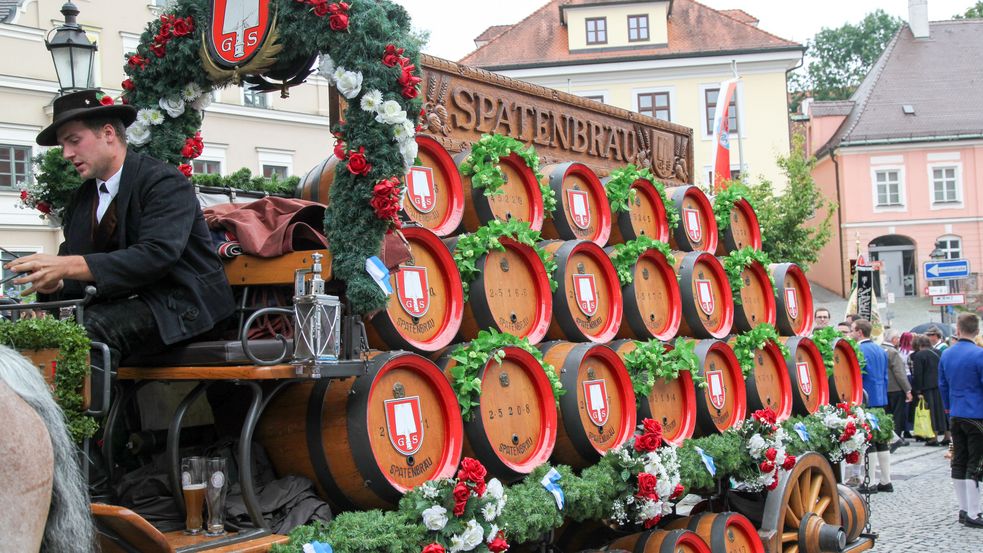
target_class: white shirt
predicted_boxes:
[95,165,123,223]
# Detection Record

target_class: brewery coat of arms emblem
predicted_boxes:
[406,166,437,213]
[567,188,591,230]
[583,379,609,426]
[572,273,599,317]
[683,208,703,243]
[796,362,813,395]
[785,287,799,319]
[384,396,424,456]
[205,0,273,67]
[707,370,726,410]
[696,279,715,316]
[396,266,430,318]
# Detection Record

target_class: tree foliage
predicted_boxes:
[790,10,903,109]
[954,1,983,18]
[744,134,835,272]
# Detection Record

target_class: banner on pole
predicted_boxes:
[710,78,739,191]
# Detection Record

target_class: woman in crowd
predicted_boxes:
[910,335,949,446]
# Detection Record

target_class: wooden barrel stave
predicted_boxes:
[730,259,777,333]
[674,251,734,339]
[692,340,747,436]
[784,336,831,415]
[609,528,711,553]
[256,351,463,509]
[296,155,336,204]
[772,263,815,337]
[716,198,763,255]
[540,162,612,246]
[539,341,636,468]
[836,483,869,544]
[663,512,765,553]
[667,185,719,253]
[541,240,624,343]
[457,151,545,233]
[609,246,683,341]
[606,177,671,245]
[829,338,864,405]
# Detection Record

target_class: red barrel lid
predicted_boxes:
[694,340,747,434]
[731,259,777,333]
[543,240,624,343]
[541,162,612,247]
[403,136,465,236]
[458,151,545,233]
[773,263,815,336]
[616,247,682,341]
[675,251,734,339]
[830,338,864,405]
[668,185,719,252]
[784,336,830,415]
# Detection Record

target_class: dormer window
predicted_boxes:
[586,17,607,45]
[628,15,649,42]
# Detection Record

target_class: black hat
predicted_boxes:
[36,89,137,146]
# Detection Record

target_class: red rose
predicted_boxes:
[845,451,860,464]
[121,78,135,91]
[172,17,193,37]
[329,13,349,31]
[333,141,347,160]
[181,143,195,158]
[150,42,167,58]
[37,201,51,214]
[401,85,419,99]
[156,24,171,42]
[473,478,486,497]
[128,54,148,69]
[422,544,445,553]
[458,457,488,485]
[643,514,662,528]
[452,480,470,516]
[759,460,775,474]
[670,483,685,500]
[782,455,797,471]
[346,147,372,176]
[766,476,779,491]
[633,432,660,453]
[98,94,115,106]
[312,0,330,17]
[178,163,193,177]
[765,447,777,462]
[383,44,405,67]
[488,533,509,553]
[837,402,850,411]
[752,408,778,426]
[636,472,658,500]
[643,418,661,435]
[20,190,28,201]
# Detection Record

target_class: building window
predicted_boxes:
[628,15,649,42]
[874,169,902,207]
[704,88,739,136]
[582,95,604,103]
[243,89,270,109]
[0,144,32,188]
[193,159,221,175]
[931,166,959,204]
[937,235,962,260]
[263,165,288,179]
[638,92,670,121]
[586,17,607,45]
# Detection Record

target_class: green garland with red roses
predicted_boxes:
[118,0,424,314]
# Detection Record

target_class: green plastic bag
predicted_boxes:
[913,397,935,439]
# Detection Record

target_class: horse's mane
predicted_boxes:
[0,346,94,552]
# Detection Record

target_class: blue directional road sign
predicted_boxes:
[922,259,971,280]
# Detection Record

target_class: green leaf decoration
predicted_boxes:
[722,247,775,306]
[0,317,97,442]
[712,182,756,232]
[604,165,680,230]
[623,339,705,400]
[447,329,563,421]
[811,326,867,377]
[452,220,558,297]
[608,236,674,286]
[191,167,299,196]
[730,324,790,378]
[458,133,557,217]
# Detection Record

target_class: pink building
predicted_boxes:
[804,16,983,301]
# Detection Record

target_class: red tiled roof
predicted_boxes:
[475,24,512,43]
[459,0,800,69]
[719,9,759,26]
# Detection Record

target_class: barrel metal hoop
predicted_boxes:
[468,251,499,333]
[558,342,604,463]
[678,252,711,339]
[546,163,577,239]
[710,513,732,553]
[305,378,355,511]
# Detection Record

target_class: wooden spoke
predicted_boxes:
[799,469,812,512]
[781,531,799,543]
[786,544,799,553]
[789,478,805,518]
[815,496,831,517]
[806,471,823,510]
[785,508,801,530]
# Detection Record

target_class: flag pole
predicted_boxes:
[732,60,745,178]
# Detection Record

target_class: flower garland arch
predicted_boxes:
[120,0,424,314]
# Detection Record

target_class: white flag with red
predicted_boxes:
[710,78,739,191]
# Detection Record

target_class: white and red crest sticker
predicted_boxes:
[573,274,599,317]
[683,208,703,243]
[207,0,272,67]
[406,166,436,213]
[384,396,424,456]
[696,280,715,316]
[796,362,812,395]
[707,370,726,410]
[583,379,609,426]
[567,189,591,230]
[396,266,429,318]
[785,287,799,319]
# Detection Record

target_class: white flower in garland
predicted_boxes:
[418,481,439,500]
[136,108,164,126]
[421,505,448,531]
[375,99,407,125]
[748,434,767,457]
[317,54,335,78]
[636,498,663,525]
[392,118,415,143]
[181,82,203,102]
[159,96,185,118]
[449,519,484,552]
[333,66,363,99]
[191,93,212,112]
[360,89,383,112]
[126,122,151,146]
[399,137,419,169]
[486,523,500,543]
[486,478,504,501]
[481,501,497,522]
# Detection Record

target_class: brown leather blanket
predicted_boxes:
[204,197,328,257]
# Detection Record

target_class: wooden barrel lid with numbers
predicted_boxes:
[828,337,864,405]
[729,257,777,333]
[783,336,830,415]
[607,245,682,341]
[771,263,815,337]
[256,350,463,509]
[539,162,612,247]
[443,234,553,345]
[539,341,636,468]
[674,251,734,339]
[604,175,671,245]
[716,198,763,255]
[609,339,696,446]
[609,529,712,553]
[541,240,624,343]
[436,345,557,483]
[402,135,465,236]
[692,339,747,436]
[366,226,464,353]
[456,151,545,233]
[666,185,719,252]
[727,336,793,422]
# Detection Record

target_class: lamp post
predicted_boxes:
[929,242,946,324]
[45,2,97,94]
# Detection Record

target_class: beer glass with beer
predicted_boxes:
[181,456,206,535]
[205,457,228,536]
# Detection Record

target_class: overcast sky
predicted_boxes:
[395,0,979,61]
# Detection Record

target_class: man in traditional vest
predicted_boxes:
[4,89,234,372]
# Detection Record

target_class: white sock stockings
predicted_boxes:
[965,480,981,519]
[954,479,969,512]
[876,451,891,484]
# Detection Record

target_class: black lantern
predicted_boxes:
[45,2,97,94]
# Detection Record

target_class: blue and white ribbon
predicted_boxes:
[541,467,565,510]
[867,413,880,431]
[303,542,333,553]
[694,446,716,477]
[365,256,393,296]
[793,421,810,442]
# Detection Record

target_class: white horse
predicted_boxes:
[0,345,94,552]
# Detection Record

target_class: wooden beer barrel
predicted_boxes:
[674,252,734,339]
[771,263,814,336]
[715,198,763,255]
[730,258,776,333]
[296,155,336,204]
[366,226,464,353]
[436,345,557,483]
[605,175,671,245]
[666,185,718,253]
[828,338,864,405]
[607,245,682,341]
[539,341,636,467]
[727,337,793,422]
[663,512,765,553]
[256,350,463,509]
[783,336,830,415]
[836,483,869,544]
[610,340,697,446]
[444,235,553,345]
[609,529,711,553]
[541,240,624,343]
[692,340,747,436]
[457,151,545,233]
[539,162,612,246]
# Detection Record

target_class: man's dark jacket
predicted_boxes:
[46,150,234,345]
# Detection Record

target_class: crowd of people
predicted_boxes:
[815,308,983,528]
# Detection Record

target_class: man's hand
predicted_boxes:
[905,390,913,402]
[3,253,91,296]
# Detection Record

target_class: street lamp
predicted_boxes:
[45,2,97,94]
[929,241,947,323]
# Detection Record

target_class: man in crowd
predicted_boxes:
[927,326,949,353]
[836,321,852,337]
[814,308,832,328]
[853,318,894,493]
[882,329,912,449]
[939,312,983,528]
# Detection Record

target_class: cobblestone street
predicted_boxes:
[865,444,981,552]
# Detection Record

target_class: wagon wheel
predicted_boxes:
[759,452,846,553]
